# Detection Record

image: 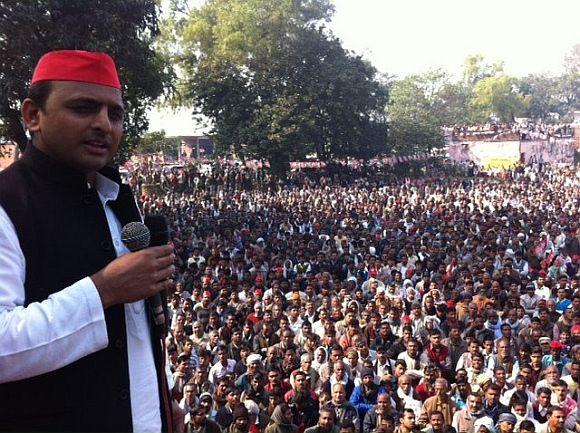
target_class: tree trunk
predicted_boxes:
[6,110,28,152]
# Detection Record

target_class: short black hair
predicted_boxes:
[519,420,534,431]
[546,405,565,417]
[198,349,212,358]
[536,387,551,396]
[319,407,336,421]
[27,81,53,110]
[381,414,395,424]
[394,360,407,369]
[226,386,240,395]
[177,354,190,363]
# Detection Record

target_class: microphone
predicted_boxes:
[120,221,150,251]
[144,215,170,335]
[121,216,170,336]
[144,215,170,247]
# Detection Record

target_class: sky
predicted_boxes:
[148,0,580,136]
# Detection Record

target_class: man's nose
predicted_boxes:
[92,106,112,132]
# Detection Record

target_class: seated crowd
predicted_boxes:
[132,160,579,433]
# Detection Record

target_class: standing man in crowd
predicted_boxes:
[0,50,175,431]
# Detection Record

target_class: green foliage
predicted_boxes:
[436,81,472,126]
[387,71,448,154]
[462,54,504,86]
[182,0,334,66]
[136,130,180,159]
[564,44,580,72]
[176,0,387,173]
[461,51,579,122]
[517,74,560,120]
[558,44,580,117]
[0,0,174,162]
[469,75,525,123]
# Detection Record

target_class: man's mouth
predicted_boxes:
[84,140,109,149]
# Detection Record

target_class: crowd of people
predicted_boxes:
[447,123,575,142]
[129,160,580,433]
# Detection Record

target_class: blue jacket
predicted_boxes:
[349,384,387,415]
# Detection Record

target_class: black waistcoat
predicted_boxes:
[0,145,166,432]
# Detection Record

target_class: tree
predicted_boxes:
[0,1,174,162]
[517,74,560,120]
[135,130,180,159]
[387,71,450,154]
[469,75,525,123]
[268,27,389,162]
[556,44,580,118]
[564,44,580,73]
[175,0,388,173]
[436,81,472,126]
[462,54,504,86]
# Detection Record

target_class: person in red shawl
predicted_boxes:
[420,330,452,379]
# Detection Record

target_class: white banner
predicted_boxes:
[447,141,520,168]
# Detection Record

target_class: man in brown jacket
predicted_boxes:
[421,379,456,426]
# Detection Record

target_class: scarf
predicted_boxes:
[312,346,328,370]
[511,407,538,432]
[426,344,449,364]
[473,417,495,433]
[484,320,502,338]
[330,374,348,388]
[270,406,293,426]
[505,319,520,333]
[396,387,422,417]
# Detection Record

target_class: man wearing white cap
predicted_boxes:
[235,354,263,392]
[473,416,495,433]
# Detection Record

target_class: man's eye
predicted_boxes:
[109,110,124,121]
[72,105,95,113]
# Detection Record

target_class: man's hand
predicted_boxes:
[91,245,175,309]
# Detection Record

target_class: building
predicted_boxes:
[177,136,214,161]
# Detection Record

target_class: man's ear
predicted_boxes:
[21,98,42,134]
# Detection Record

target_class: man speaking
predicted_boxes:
[0,50,175,432]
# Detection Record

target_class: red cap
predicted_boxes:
[32,50,121,89]
[255,289,263,296]
[369,268,378,277]
[446,300,456,309]
[402,315,411,324]
[203,290,212,298]
[255,275,264,282]
[538,270,547,277]
[550,341,563,350]
[275,267,284,273]
[572,325,580,334]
